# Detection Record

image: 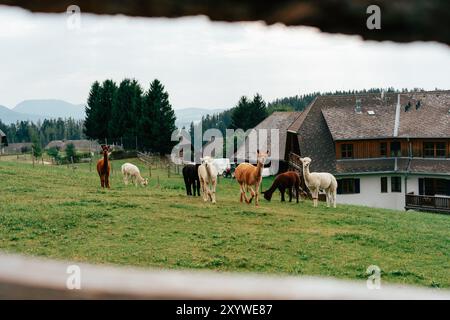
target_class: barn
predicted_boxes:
[0,129,8,154]
[235,111,302,175]
[45,139,101,152]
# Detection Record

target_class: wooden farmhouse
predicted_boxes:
[285,90,450,212]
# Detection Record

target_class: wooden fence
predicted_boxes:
[0,253,448,299]
[137,152,182,177]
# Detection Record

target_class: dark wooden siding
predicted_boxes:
[336,139,450,159]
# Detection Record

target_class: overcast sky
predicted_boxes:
[0,5,449,110]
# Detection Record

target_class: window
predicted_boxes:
[380,142,387,157]
[390,141,401,157]
[436,143,446,158]
[423,142,447,158]
[341,144,353,159]
[337,178,360,194]
[419,178,450,196]
[381,177,388,193]
[391,177,402,193]
[423,142,435,157]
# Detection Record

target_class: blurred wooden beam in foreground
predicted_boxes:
[0,253,448,299]
[0,0,449,45]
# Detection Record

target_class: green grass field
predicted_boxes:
[0,158,449,288]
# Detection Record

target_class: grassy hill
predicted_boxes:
[0,158,448,288]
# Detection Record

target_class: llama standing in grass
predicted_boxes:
[96,145,111,188]
[263,171,305,203]
[182,164,201,196]
[198,157,218,203]
[234,150,269,206]
[121,163,148,187]
[300,157,337,208]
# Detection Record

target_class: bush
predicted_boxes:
[47,147,61,163]
[65,143,80,163]
[32,139,42,158]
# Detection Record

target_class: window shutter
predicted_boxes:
[355,179,360,194]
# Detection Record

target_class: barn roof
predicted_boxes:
[236,111,302,162]
[45,139,101,151]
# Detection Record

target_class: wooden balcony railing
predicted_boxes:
[405,194,450,214]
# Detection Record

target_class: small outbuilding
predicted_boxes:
[0,129,8,154]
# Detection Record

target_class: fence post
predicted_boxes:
[167,164,170,178]
[31,146,35,168]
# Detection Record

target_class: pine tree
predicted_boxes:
[231,96,251,130]
[98,79,117,143]
[250,93,268,127]
[230,94,267,131]
[140,83,160,152]
[109,79,143,148]
[65,143,78,163]
[139,79,176,154]
[84,81,101,140]
[31,135,42,158]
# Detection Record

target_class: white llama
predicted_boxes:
[300,157,337,208]
[198,156,218,204]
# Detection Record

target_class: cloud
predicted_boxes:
[0,5,449,110]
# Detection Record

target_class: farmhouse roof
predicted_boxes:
[320,91,450,140]
[236,111,302,162]
[291,90,450,175]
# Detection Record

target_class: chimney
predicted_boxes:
[355,98,362,114]
[404,101,411,112]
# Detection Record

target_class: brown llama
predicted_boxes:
[262,171,307,203]
[234,150,269,206]
[96,145,111,188]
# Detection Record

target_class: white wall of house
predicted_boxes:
[336,175,406,211]
[406,176,420,195]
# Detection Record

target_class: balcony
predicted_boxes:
[405,194,450,214]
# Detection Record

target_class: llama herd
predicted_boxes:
[96,145,338,208]
[181,150,338,208]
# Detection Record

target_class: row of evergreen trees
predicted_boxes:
[0,118,84,146]
[84,78,176,154]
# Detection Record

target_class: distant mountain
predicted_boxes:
[0,105,42,124]
[13,99,85,120]
[175,107,225,129]
[1,101,222,128]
